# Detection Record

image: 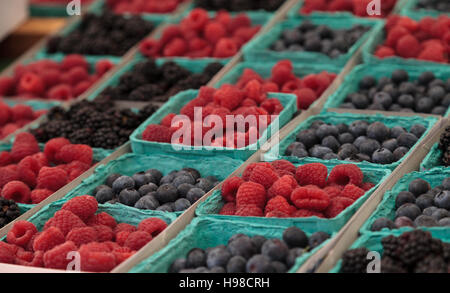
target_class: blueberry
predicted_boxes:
[353,136,368,149]
[391,69,408,84]
[156,203,173,212]
[359,76,376,89]
[286,248,303,268]
[431,208,450,221]
[423,206,439,216]
[321,136,340,152]
[395,191,416,208]
[138,183,158,196]
[134,194,159,210]
[377,76,391,90]
[418,71,435,85]
[373,92,392,109]
[359,139,381,156]
[337,143,358,160]
[310,120,326,130]
[367,122,390,142]
[145,169,163,184]
[186,248,206,268]
[353,153,371,162]
[396,203,421,220]
[186,188,205,204]
[351,93,370,109]
[177,183,194,198]
[394,216,415,228]
[323,153,339,160]
[297,129,320,148]
[389,104,402,111]
[228,235,256,259]
[94,184,109,195]
[206,247,231,269]
[291,145,309,158]
[371,217,396,231]
[226,256,246,273]
[308,232,330,249]
[95,186,115,204]
[408,179,431,197]
[415,97,434,113]
[390,126,407,138]
[282,227,308,248]
[132,172,153,188]
[251,235,267,253]
[416,194,434,210]
[434,190,450,209]
[439,218,450,226]
[397,94,415,108]
[160,173,176,185]
[169,258,187,273]
[195,178,213,192]
[272,40,286,51]
[304,38,322,52]
[174,198,191,212]
[428,86,446,102]
[442,94,450,107]
[398,133,418,148]
[285,142,305,156]
[442,178,450,190]
[315,124,339,140]
[105,173,121,187]
[381,139,398,152]
[349,120,369,137]
[246,255,274,273]
[368,103,385,110]
[155,184,178,203]
[382,83,400,99]
[282,29,303,46]
[414,215,438,227]
[181,168,201,181]
[339,133,354,144]
[393,146,409,161]
[409,124,426,138]
[309,145,333,159]
[399,82,416,95]
[261,239,288,262]
[112,176,135,194]
[372,148,394,164]
[227,233,246,245]
[118,188,140,206]
[172,174,195,187]
[432,106,446,115]
[271,261,287,273]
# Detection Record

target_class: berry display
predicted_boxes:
[271,21,370,58]
[139,9,261,58]
[46,12,154,56]
[99,59,223,102]
[169,226,329,273]
[93,168,219,212]
[194,0,285,11]
[286,119,426,164]
[340,230,450,273]
[338,70,450,114]
[218,161,373,219]
[374,15,450,64]
[0,195,168,271]
[371,177,450,231]
[415,0,450,12]
[105,0,185,14]
[0,103,46,139]
[439,126,450,166]
[299,0,397,17]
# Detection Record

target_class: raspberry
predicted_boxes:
[324,196,354,218]
[15,247,34,262]
[290,187,330,211]
[124,231,152,251]
[95,59,114,76]
[92,225,114,242]
[10,132,40,162]
[233,26,259,42]
[242,162,273,181]
[396,34,420,58]
[66,160,90,181]
[0,152,11,166]
[340,184,365,201]
[0,77,14,96]
[374,46,395,58]
[267,175,297,200]
[113,247,134,265]
[237,69,264,88]
[228,14,251,33]
[265,211,290,218]
[386,26,409,47]
[115,231,131,246]
[236,181,267,209]
[160,113,176,128]
[0,242,16,264]
[66,66,89,86]
[323,186,342,199]
[103,241,120,252]
[45,210,86,236]
[142,124,172,143]
[327,164,363,187]
[61,54,88,71]
[31,152,49,169]
[55,144,93,166]
[0,167,19,188]
[66,227,97,247]
[139,39,161,57]
[44,138,71,164]
[213,38,238,58]
[73,80,92,96]
[1,181,31,203]
[282,80,300,93]
[43,241,78,270]
[271,160,296,174]
[93,212,117,229]
[213,85,244,111]
[262,82,279,93]
[1,124,19,138]
[11,105,33,121]
[137,218,167,237]
[244,79,265,103]
[295,85,318,109]
[219,202,236,215]
[80,248,117,272]
[62,195,98,221]
[204,22,227,44]
[36,167,68,191]
[47,84,73,100]
[33,227,65,252]
[235,204,263,217]
[264,196,296,216]
[249,165,279,190]
[114,223,136,235]
[221,176,244,202]
[260,98,283,115]
[18,72,45,96]
[418,45,447,63]
[271,60,295,86]
[295,163,328,188]
[17,250,44,267]
[361,182,375,191]
[184,8,209,31]
[18,156,40,188]
[6,221,37,248]
[292,209,325,218]
[163,38,188,57]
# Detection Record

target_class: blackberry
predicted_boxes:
[0,198,20,228]
[414,255,447,273]
[339,248,371,273]
[380,256,407,273]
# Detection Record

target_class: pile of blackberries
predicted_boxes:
[93,168,219,212]
[99,60,223,102]
[340,230,450,273]
[371,177,450,231]
[0,198,20,228]
[169,227,330,273]
[416,0,450,12]
[271,21,370,58]
[31,97,157,149]
[46,12,154,56]
[439,126,450,166]
[339,70,450,114]
[194,0,285,11]
[286,119,427,165]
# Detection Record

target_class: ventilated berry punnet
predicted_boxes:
[399,0,450,19]
[420,143,444,171]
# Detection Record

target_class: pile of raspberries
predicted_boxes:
[0,195,168,272]
[0,133,94,204]
[105,0,185,14]
[139,9,261,58]
[219,160,375,219]
[141,84,284,148]
[0,103,46,139]
[374,15,450,64]
[300,0,397,18]
[0,55,114,100]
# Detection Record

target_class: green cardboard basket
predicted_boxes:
[399,0,450,19]
[30,0,99,17]
[420,143,446,171]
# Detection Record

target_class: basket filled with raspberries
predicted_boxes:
[138,8,268,59]
[365,15,450,65]
[196,160,390,233]
[334,230,450,273]
[130,87,296,160]
[92,58,224,103]
[264,113,436,170]
[129,217,331,273]
[361,169,450,235]
[323,65,450,115]
[216,60,339,110]
[243,17,380,67]
[0,195,174,272]
[102,0,187,15]
[400,0,450,19]
[0,55,114,101]
[59,153,243,214]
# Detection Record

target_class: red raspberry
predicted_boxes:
[137,218,167,237]
[418,45,447,63]
[18,72,45,96]
[213,38,238,58]
[271,160,296,174]
[139,39,161,57]
[103,241,120,251]
[281,80,300,93]
[0,166,19,188]
[0,151,11,166]
[340,184,365,201]
[290,187,330,211]
[233,26,259,43]
[260,98,283,115]
[66,227,97,247]
[65,160,90,181]
[142,124,172,143]
[236,181,267,209]
[10,132,40,162]
[271,60,295,86]
[243,79,265,103]
[323,186,342,199]
[48,84,73,101]
[94,212,117,229]
[294,88,318,110]
[213,85,244,110]
[160,25,182,46]
[17,250,44,267]
[242,162,273,181]
[228,13,251,33]
[386,26,409,47]
[219,202,236,215]
[114,223,136,235]
[31,189,53,204]
[41,68,60,88]
[204,22,227,44]
[1,124,19,138]
[66,66,89,86]
[237,69,264,88]
[327,164,363,187]
[249,165,279,190]
[361,182,375,191]
[44,137,71,164]
[45,210,86,236]
[264,195,296,216]
[374,46,395,58]
[295,163,327,188]
[113,247,134,265]
[43,241,78,270]
[396,34,420,58]
[31,152,48,169]
[221,176,244,202]
[267,175,297,200]
[262,82,279,93]
[92,225,114,242]
[185,8,209,31]
[124,231,152,251]
[265,210,290,218]
[6,221,37,248]
[80,248,116,272]
[73,80,92,96]
[115,231,131,247]
[396,16,419,32]
[95,59,114,76]
[61,54,88,71]
[292,209,325,218]
[1,181,31,203]
[55,144,93,166]
[61,195,98,221]
[324,197,354,218]
[0,77,14,96]
[160,113,176,128]
[36,167,68,191]
[11,105,33,121]
[163,38,188,57]
[15,247,34,263]
[18,156,40,188]
[235,204,263,217]
[33,227,65,252]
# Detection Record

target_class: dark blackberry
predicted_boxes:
[339,248,370,273]
[203,62,224,77]
[0,198,20,228]
[380,256,407,273]
[414,255,447,273]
